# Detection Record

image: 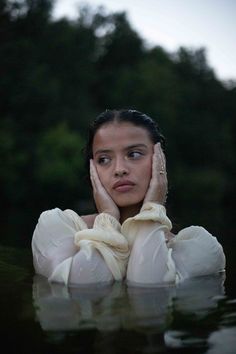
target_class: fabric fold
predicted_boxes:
[49,257,74,285]
[74,213,130,280]
[122,202,172,247]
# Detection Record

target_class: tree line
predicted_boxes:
[1,0,235,247]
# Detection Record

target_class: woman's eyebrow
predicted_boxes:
[125,144,148,150]
[94,148,113,156]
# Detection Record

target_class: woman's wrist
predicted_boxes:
[100,209,120,221]
[137,202,172,230]
[143,195,167,207]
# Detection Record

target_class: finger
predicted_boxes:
[90,159,98,190]
[157,143,166,172]
[89,160,96,190]
[158,143,166,170]
[90,159,105,192]
[153,143,164,175]
[152,143,159,179]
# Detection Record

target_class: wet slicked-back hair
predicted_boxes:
[84,109,166,173]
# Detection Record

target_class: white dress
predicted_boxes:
[32,202,225,286]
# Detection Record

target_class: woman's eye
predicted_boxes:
[97,156,111,165]
[128,151,143,159]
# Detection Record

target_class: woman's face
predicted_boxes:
[92,122,154,208]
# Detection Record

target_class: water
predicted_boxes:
[0,240,236,354]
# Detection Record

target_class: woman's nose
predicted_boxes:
[114,169,128,177]
[114,158,129,177]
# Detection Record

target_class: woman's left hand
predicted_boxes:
[143,143,168,205]
[90,159,120,221]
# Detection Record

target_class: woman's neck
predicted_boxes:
[119,203,142,224]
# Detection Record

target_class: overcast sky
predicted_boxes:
[52,0,236,82]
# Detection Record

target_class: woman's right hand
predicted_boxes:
[143,143,168,205]
[90,159,120,221]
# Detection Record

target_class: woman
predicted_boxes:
[32,109,225,286]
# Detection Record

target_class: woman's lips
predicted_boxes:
[113,180,135,193]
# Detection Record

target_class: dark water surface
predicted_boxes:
[1,238,236,354]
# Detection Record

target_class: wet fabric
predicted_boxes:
[32,203,225,286]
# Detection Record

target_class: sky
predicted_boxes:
[52,0,236,82]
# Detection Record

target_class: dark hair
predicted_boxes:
[84,109,166,174]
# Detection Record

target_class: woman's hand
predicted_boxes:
[90,160,120,221]
[143,143,168,205]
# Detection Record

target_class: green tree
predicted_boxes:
[35,122,86,208]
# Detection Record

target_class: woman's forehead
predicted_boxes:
[93,122,152,149]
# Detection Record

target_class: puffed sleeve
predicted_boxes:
[122,202,226,286]
[122,202,176,285]
[32,208,86,282]
[32,209,129,286]
[168,226,226,281]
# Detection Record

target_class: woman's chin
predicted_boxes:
[116,199,143,210]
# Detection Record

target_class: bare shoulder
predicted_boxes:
[81,213,98,228]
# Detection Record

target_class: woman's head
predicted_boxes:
[84,109,165,172]
[84,109,166,209]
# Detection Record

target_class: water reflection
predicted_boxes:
[33,276,125,331]
[1,242,235,353]
[173,275,226,315]
[33,274,225,332]
[31,274,236,352]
